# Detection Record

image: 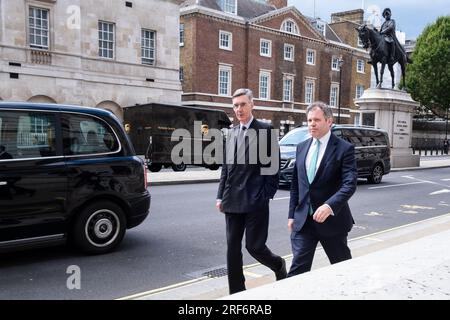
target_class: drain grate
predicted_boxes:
[202,267,228,278]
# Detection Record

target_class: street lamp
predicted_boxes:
[337,56,344,124]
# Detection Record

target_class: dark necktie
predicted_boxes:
[235,126,246,163]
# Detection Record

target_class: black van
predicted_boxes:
[279,125,391,185]
[123,103,231,172]
[0,102,150,254]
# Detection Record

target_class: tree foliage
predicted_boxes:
[406,16,450,118]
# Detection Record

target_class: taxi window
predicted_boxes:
[0,110,56,160]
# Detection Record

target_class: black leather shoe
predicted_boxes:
[275,258,287,280]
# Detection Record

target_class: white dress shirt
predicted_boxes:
[305,130,331,176]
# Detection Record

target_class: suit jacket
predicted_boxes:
[288,133,357,237]
[217,119,279,213]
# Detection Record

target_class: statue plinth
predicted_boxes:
[355,88,420,168]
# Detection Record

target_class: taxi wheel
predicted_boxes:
[72,201,126,254]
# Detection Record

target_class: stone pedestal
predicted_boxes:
[355,88,420,168]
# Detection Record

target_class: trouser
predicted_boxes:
[288,215,351,277]
[225,206,282,294]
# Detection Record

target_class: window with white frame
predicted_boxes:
[283,76,294,102]
[355,84,364,99]
[218,65,232,96]
[357,59,365,73]
[141,29,156,65]
[306,49,315,65]
[260,39,271,57]
[179,24,185,46]
[329,83,339,107]
[219,30,232,51]
[331,56,340,71]
[281,19,299,35]
[284,44,294,61]
[29,7,49,49]
[259,71,271,100]
[219,0,237,15]
[98,21,115,59]
[315,21,325,36]
[305,80,315,104]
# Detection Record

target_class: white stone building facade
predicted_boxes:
[0,0,183,120]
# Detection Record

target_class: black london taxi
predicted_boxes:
[0,102,150,254]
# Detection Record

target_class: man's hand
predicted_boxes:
[312,204,332,223]
[216,201,224,213]
[288,219,294,232]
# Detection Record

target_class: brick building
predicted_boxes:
[180,0,370,134]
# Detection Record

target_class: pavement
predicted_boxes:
[123,155,450,300]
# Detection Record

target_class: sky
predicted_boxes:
[288,0,449,39]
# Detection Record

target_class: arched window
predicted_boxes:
[96,100,123,121]
[281,19,300,35]
[27,95,57,104]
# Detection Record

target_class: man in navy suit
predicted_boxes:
[216,88,286,294]
[287,101,357,277]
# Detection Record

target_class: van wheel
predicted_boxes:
[172,163,186,171]
[148,163,162,172]
[72,201,126,254]
[368,164,383,184]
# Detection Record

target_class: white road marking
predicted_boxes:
[397,209,418,214]
[368,181,427,189]
[364,211,383,216]
[430,189,450,195]
[401,175,448,187]
[401,205,434,210]
[116,276,210,300]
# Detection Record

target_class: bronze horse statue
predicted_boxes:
[356,25,411,89]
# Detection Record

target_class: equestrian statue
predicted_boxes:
[356,8,412,89]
